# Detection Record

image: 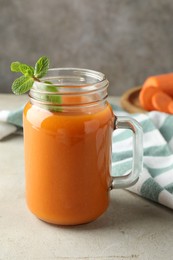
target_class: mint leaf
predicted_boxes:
[12,75,34,95]
[45,85,57,92]
[45,85,61,104]
[34,56,49,78]
[48,94,62,104]
[19,64,34,77]
[11,61,34,77]
[11,62,21,72]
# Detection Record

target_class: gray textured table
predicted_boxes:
[0,94,173,260]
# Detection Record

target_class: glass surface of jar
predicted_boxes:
[23,68,143,225]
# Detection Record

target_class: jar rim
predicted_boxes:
[38,67,107,86]
[48,67,106,77]
[29,68,109,109]
[32,67,109,94]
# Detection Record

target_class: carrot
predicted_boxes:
[151,91,173,113]
[168,101,173,114]
[143,73,173,97]
[139,85,160,111]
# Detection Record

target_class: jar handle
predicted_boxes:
[111,116,143,189]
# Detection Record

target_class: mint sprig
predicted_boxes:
[11,56,49,95]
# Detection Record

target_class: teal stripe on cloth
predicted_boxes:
[7,107,23,127]
[141,118,157,133]
[143,144,172,157]
[159,116,173,143]
[140,177,163,202]
[113,118,156,143]
[112,144,171,162]
[164,183,173,194]
[112,130,132,142]
[145,163,173,178]
[112,159,132,176]
[112,150,133,162]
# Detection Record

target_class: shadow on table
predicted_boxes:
[78,191,172,231]
[43,190,173,232]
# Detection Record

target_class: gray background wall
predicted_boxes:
[1,0,173,96]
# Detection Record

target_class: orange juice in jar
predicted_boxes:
[23,68,142,225]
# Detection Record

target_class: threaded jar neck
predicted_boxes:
[29,68,109,112]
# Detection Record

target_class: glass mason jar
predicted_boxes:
[23,68,143,225]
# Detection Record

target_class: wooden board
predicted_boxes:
[120,86,146,113]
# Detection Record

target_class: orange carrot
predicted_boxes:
[168,101,173,114]
[151,91,173,113]
[139,86,160,111]
[143,73,173,97]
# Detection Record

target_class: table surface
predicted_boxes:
[0,94,173,260]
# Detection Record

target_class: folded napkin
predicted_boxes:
[0,105,173,209]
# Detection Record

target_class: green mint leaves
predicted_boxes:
[11,62,34,77]
[34,56,49,78]
[12,76,34,95]
[10,62,21,72]
[11,56,49,95]
[11,56,62,111]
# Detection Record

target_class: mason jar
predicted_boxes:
[23,68,143,225]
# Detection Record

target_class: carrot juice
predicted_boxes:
[23,68,143,225]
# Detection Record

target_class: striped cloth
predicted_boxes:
[111,103,173,209]
[0,105,173,209]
